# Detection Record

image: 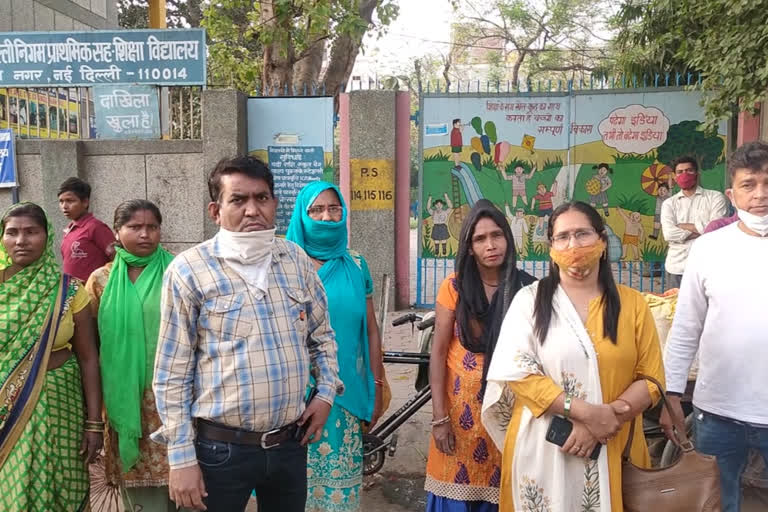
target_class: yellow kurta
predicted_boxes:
[499,285,665,512]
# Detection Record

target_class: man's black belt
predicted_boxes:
[196,418,298,449]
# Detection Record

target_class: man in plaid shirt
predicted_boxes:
[152,156,342,511]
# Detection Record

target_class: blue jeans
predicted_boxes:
[195,433,308,512]
[694,407,768,512]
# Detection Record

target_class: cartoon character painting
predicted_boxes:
[505,204,530,256]
[450,119,463,170]
[502,163,537,208]
[649,182,671,240]
[586,163,613,216]
[428,193,453,256]
[618,208,646,260]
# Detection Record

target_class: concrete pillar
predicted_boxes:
[348,91,397,309]
[39,140,83,254]
[202,89,248,239]
[394,92,411,309]
[737,106,761,147]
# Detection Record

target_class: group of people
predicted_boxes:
[0,158,383,512]
[424,142,768,512]
[0,140,765,512]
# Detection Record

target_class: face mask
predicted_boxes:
[550,240,606,280]
[675,173,697,190]
[737,208,768,236]
[217,227,276,264]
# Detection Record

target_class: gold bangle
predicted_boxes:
[430,415,450,427]
[84,421,105,427]
[84,427,104,433]
[374,379,384,386]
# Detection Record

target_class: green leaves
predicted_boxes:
[613,0,768,126]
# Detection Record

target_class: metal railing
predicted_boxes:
[415,258,671,308]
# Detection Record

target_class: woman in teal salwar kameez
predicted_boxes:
[287,181,385,512]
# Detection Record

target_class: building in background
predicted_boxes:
[0,0,117,32]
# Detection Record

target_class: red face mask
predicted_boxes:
[675,173,697,189]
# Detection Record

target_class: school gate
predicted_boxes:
[415,81,729,307]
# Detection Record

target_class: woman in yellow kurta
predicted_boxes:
[482,201,665,512]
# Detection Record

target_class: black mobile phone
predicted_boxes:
[546,416,602,460]
[294,387,319,441]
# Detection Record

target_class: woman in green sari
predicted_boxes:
[0,202,103,512]
[85,199,175,511]
[286,182,385,512]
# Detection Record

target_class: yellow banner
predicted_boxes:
[350,158,395,211]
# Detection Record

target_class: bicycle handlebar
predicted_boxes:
[391,313,421,326]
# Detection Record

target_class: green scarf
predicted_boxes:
[98,246,174,471]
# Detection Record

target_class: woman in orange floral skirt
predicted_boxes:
[426,199,535,511]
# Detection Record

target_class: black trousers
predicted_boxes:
[196,432,308,512]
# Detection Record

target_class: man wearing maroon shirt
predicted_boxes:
[58,177,115,281]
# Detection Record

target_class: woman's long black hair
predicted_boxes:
[454,200,535,391]
[533,201,620,344]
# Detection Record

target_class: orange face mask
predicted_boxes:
[549,240,606,276]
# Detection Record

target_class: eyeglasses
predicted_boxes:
[307,205,342,216]
[551,229,598,249]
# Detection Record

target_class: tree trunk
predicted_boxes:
[261,1,295,93]
[321,0,378,109]
[292,38,326,92]
[511,51,527,86]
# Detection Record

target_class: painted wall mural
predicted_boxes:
[420,90,727,262]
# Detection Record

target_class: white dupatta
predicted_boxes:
[481,282,612,512]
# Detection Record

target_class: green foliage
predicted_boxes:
[615,193,654,215]
[485,121,498,145]
[481,155,495,168]
[541,156,564,170]
[612,0,768,125]
[202,0,262,90]
[425,150,451,162]
[471,116,483,135]
[656,121,724,171]
[640,242,667,262]
[200,0,399,93]
[613,153,654,164]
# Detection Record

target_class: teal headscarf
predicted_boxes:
[286,182,374,421]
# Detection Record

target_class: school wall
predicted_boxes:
[0,89,246,258]
[0,0,117,32]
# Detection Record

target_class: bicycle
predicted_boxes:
[363,311,435,476]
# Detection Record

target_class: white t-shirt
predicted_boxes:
[664,223,768,424]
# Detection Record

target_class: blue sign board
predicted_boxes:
[268,145,326,234]
[0,29,206,87]
[93,85,160,139]
[0,129,17,187]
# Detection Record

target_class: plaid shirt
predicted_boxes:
[151,236,342,469]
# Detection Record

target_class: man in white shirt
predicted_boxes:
[660,155,728,288]
[661,142,768,512]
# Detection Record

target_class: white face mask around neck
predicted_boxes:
[737,208,768,236]
[216,227,276,263]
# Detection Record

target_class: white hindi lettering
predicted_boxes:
[147,36,200,61]
[80,65,122,83]
[0,149,8,159]
[11,69,43,81]
[52,66,74,84]
[99,89,152,109]
[112,37,145,63]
